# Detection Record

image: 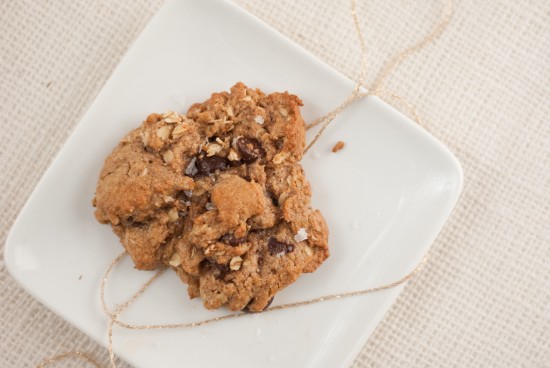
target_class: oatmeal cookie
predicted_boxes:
[94,82,329,311]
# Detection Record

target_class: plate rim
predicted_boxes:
[4,0,464,366]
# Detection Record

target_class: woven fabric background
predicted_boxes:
[1,0,549,367]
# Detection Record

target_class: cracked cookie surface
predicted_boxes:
[94,82,329,312]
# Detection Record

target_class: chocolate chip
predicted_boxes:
[200,259,230,279]
[217,264,230,279]
[267,237,294,255]
[236,137,265,163]
[220,234,247,246]
[266,191,279,207]
[242,296,274,313]
[124,216,146,228]
[195,155,230,176]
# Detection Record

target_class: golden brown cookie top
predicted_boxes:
[94,83,329,310]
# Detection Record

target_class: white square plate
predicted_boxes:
[5,0,463,367]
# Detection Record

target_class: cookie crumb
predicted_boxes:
[332,141,345,153]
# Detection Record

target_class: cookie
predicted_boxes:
[94,82,329,312]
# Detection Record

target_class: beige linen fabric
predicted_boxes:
[1,0,549,367]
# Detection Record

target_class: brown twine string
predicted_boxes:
[104,251,428,332]
[37,0,453,366]
[36,351,101,368]
[304,0,453,153]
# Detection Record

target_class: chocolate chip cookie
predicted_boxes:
[94,82,329,312]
